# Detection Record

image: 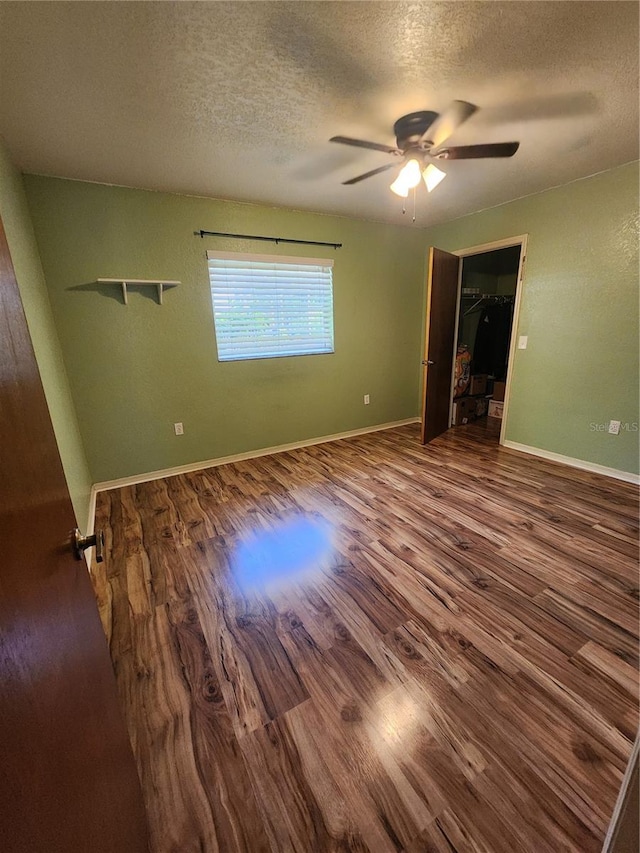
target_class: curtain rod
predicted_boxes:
[196,229,342,249]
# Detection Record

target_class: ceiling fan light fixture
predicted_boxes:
[390,158,422,196]
[400,158,422,188]
[389,175,410,197]
[423,163,447,192]
[332,101,520,197]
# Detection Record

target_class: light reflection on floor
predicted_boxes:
[375,685,424,751]
[232,516,334,593]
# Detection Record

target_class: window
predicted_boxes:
[207,251,335,362]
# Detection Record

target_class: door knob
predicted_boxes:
[72,529,104,563]
[422,359,436,365]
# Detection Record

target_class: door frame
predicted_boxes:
[450,234,528,446]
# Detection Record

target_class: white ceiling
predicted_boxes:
[0,1,638,227]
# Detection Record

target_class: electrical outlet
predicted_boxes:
[174,422,184,435]
[518,335,528,350]
[364,394,370,405]
[608,420,621,435]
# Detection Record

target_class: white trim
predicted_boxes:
[93,418,420,493]
[448,258,464,428]
[602,732,639,852]
[498,237,527,446]
[450,235,528,447]
[87,487,97,536]
[452,234,529,258]
[504,440,640,484]
[83,487,99,570]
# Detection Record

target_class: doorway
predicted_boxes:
[450,238,526,444]
[420,236,526,446]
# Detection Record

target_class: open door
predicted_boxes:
[0,219,148,852]
[421,246,460,444]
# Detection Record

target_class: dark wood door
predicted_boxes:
[0,219,148,852]
[420,246,460,444]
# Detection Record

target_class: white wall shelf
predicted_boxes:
[97,278,180,305]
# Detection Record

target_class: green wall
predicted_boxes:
[23,176,426,482]
[0,141,92,527]
[422,161,639,475]
[20,161,639,484]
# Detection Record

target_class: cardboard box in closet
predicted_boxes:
[475,396,490,418]
[493,381,506,402]
[468,374,488,396]
[453,397,476,426]
[488,400,504,419]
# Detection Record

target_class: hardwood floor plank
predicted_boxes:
[384,620,470,692]
[165,592,271,852]
[407,782,524,853]
[534,587,638,663]
[283,704,376,852]
[471,761,590,853]
[286,699,418,853]
[321,554,411,635]
[277,626,436,846]
[455,668,625,834]
[124,608,222,852]
[166,472,222,543]
[279,622,393,727]
[92,422,639,853]
[240,711,371,853]
[572,640,639,698]
[290,692,434,850]
[125,551,153,617]
[135,478,191,548]
[182,537,311,735]
[313,579,410,691]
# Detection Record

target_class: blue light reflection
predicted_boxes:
[233,516,333,591]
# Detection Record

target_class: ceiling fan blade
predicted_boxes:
[330,135,400,155]
[435,142,520,160]
[424,100,477,148]
[342,163,397,185]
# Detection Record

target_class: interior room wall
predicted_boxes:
[24,176,426,483]
[0,139,92,528]
[422,160,639,476]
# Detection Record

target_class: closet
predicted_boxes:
[452,245,521,434]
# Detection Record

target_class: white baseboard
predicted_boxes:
[503,440,640,484]
[93,417,421,493]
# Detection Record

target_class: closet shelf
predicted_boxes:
[96,278,180,305]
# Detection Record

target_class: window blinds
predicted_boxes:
[207,251,335,361]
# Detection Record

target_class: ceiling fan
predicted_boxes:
[330,101,519,197]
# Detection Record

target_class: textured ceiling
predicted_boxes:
[0,1,638,227]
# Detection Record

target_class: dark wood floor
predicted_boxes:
[93,422,639,853]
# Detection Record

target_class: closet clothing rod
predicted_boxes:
[461,293,515,299]
[463,294,514,317]
[197,230,342,249]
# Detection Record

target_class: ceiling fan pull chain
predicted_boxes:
[412,187,417,223]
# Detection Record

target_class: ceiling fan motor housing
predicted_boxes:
[393,111,438,149]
